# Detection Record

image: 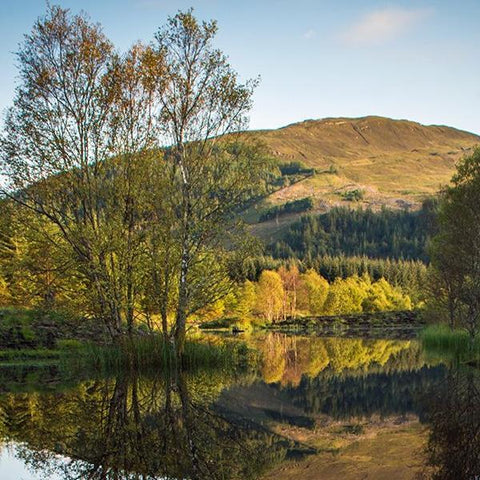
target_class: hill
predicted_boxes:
[245,116,480,242]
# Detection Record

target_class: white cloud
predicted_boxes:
[341,7,432,46]
[303,29,317,40]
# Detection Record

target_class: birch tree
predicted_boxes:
[152,10,268,353]
[0,6,161,339]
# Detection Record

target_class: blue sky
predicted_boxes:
[1,0,479,133]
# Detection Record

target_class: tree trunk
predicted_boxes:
[174,148,191,358]
[160,250,171,343]
[175,250,189,357]
[126,267,134,337]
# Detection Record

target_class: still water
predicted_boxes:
[0,333,476,480]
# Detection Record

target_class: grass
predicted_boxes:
[420,324,480,363]
[0,348,62,362]
[61,334,251,373]
[0,306,253,372]
[0,331,252,373]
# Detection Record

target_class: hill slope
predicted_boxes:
[246,116,480,242]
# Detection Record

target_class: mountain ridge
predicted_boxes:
[247,115,479,165]
[256,115,479,136]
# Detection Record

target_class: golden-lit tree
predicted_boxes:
[255,270,284,323]
[362,277,412,312]
[297,269,329,315]
[278,264,300,319]
[323,275,366,315]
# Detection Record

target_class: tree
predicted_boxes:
[0,6,160,340]
[151,10,268,353]
[0,201,83,310]
[430,148,480,336]
[278,264,300,319]
[0,276,10,307]
[1,7,268,354]
[233,280,257,319]
[0,6,270,354]
[255,270,284,323]
[323,276,367,315]
[362,277,411,312]
[297,269,329,315]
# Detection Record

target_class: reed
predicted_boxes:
[62,335,248,372]
[420,324,480,363]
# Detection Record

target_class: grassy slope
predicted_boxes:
[244,116,480,243]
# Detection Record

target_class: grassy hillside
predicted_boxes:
[245,116,480,242]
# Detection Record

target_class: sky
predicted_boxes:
[1,0,479,134]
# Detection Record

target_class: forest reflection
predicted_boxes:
[0,334,456,479]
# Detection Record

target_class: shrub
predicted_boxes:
[341,189,364,201]
[259,197,313,222]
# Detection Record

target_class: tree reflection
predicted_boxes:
[254,333,425,386]
[0,335,449,479]
[425,366,480,479]
[0,370,287,479]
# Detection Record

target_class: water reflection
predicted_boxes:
[0,334,462,479]
[0,370,290,479]
[424,366,480,479]
[251,334,426,385]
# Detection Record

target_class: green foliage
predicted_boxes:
[341,189,365,201]
[430,148,480,336]
[259,197,313,222]
[0,200,84,310]
[297,269,329,315]
[223,280,257,321]
[362,278,412,312]
[323,276,367,315]
[278,161,314,176]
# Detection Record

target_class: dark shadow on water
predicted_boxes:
[421,364,480,480]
